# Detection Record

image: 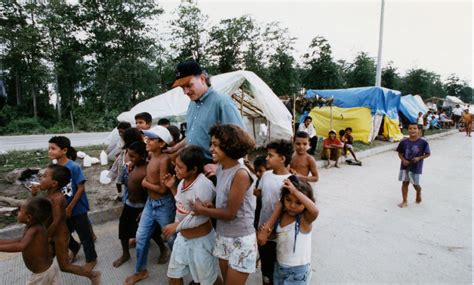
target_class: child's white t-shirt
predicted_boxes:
[258,170,290,228]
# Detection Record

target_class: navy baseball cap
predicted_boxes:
[171,60,203,88]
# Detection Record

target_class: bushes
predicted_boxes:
[0,117,46,135]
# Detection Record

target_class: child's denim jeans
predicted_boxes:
[135,194,176,273]
[273,263,311,285]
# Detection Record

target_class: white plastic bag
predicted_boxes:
[83,155,92,167]
[77,151,87,159]
[99,170,112,184]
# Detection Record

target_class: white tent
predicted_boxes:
[109,70,293,146]
[442,95,465,108]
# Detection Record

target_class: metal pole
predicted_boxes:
[375,0,385,87]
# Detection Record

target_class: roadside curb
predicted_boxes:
[314,129,458,169]
[0,129,458,239]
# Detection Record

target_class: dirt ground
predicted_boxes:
[0,161,120,228]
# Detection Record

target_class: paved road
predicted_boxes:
[0,133,471,284]
[0,132,111,152]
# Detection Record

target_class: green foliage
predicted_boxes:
[381,62,401,90]
[169,3,208,63]
[208,15,255,73]
[302,36,343,89]
[400,68,445,99]
[344,52,376,87]
[0,117,46,135]
[0,1,471,135]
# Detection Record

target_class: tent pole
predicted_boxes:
[240,91,244,117]
[330,105,333,130]
[293,93,296,132]
[252,117,256,139]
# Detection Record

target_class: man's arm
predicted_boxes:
[165,139,186,154]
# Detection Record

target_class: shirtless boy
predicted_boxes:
[460,109,472,137]
[113,141,148,267]
[0,197,59,284]
[125,126,176,284]
[35,164,100,284]
[290,131,319,183]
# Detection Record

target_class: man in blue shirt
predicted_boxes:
[167,60,245,174]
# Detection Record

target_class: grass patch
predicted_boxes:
[0,144,108,173]
[0,216,18,229]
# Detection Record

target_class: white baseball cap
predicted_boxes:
[142,126,173,145]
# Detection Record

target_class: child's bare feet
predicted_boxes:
[158,246,170,264]
[334,164,340,168]
[90,271,101,285]
[85,259,97,271]
[325,162,332,169]
[398,201,408,208]
[113,254,130,268]
[125,271,149,285]
[416,191,422,203]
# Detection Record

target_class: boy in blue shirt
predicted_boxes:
[396,123,431,208]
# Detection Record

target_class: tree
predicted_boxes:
[80,0,163,113]
[302,36,342,89]
[242,24,268,81]
[0,1,50,120]
[444,74,464,97]
[264,23,299,96]
[459,86,473,103]
[344,52,376,88]
[207,16,255,73]
[41,1,87,121]
[400,68,445,99]
[169,3,208,63]
[381,62,401,90]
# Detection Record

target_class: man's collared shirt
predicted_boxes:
[186,87,245,158]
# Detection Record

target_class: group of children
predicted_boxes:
[0,109,433,285]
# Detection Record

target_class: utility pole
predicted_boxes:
[375,0,385,87]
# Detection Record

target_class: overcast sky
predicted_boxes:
[160,0,472,85]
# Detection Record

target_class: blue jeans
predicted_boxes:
[135,195,176,272]
[273,263,311,285]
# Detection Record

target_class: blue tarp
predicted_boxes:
[399,95,428,123]
[305,86,401,119]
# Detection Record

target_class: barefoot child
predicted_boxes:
[269,176,319,284]
[257,140,293,285]
[343,127,360,163]
[47,136,98,270]
[162,145,221,285]
[34,164,100,284]
[290,132,319,183]
[0,197,59,284]
[192,124,257,285]
[125,126,175,284]
[396,123,431,208]
[113,141,148,268]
